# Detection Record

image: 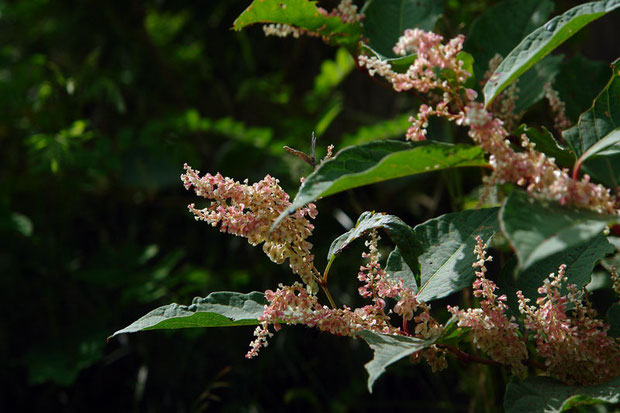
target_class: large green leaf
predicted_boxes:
[504,376,620,413]
[499,190,619,270]
[483,0,620,107]
[327,211,422,278]
[466,0,554,81]
[385,208,500,301]
[414,208,499,302]
[232,0,362,48]
[361,0,443,58]
[110,291,267,338]
[357,331,436,392]
[272,140,487,229]
[562,58,620,157]
[512,54,562,114]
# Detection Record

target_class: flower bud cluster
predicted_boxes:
[448,236,527,375]
[181,163,319,292]
[517,265,620,385]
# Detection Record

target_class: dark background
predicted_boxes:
[1,1,617,411]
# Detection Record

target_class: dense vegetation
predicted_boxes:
[2,1,619,411]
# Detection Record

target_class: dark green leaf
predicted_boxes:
[504,376,620,413]
[414,208,499,302]
[483,0,620,107]
[513,54,562,114]
[555,55,611,122]
[361,0,443,58]
[562,58,620,158]
[232,0,362,48]
[499,190,619,270]
[327,211,422,278]
[360,44,417,74]
[466,0,554,80]
[357,331,436,392]
[272,140,488,230]
[110,291,267,338]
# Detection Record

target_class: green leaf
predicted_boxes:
[513,233,614,301]
[357,331,436,392]
[512,54,562,114]
[414,208,499,302]
[499,190,619,270]
[516,124,575,168]
[466,0,554,80]
[110,291,267,338]
[361,0,443,58]
[385,247,417,290]
[327,211,422,278]
[554,55,611,122]
[483,0,620,107]
[504,376,620,413]
[608,303,620,337]
[563,58,620,158]
[272,140,487,230]
[341,114,411,146]
[232,0,362,48]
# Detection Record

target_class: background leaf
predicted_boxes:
[361,0,443,58]
[504,376,620,413]
[499,190,618,270]
[483,0,620,107]
[110,291,267,337]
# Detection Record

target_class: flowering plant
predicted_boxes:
[113,0,620,410]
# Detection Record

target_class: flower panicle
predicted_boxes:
[517,264,620,385]
[181,163,319,292]
[448,236,528,376]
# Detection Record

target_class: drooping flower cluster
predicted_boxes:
[359,29,619,214]
[246,229,447,368]
[181,163,319,292]
[517,265,620,385]
[448,236,528,375]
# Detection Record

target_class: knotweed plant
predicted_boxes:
[115,0,620,409]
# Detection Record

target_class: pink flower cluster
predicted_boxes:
[448,236,527,375]
[517,265,620,385]
[359,29,618,214]
[181,164,319,292]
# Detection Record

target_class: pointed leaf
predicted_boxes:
[272,140,487,229]
[110,291,267,338]
[483,0,620,107]
[504,376,620,413]
[232,0,362,48]
[361,0,443,58]
[415,208,499,302]
[357,331,436,392]
[327,211,422,277]
[499,190,619,270]
[516,124,575,168]
[562,58,620,157]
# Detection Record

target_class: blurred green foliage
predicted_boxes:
[1,0,617,411]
